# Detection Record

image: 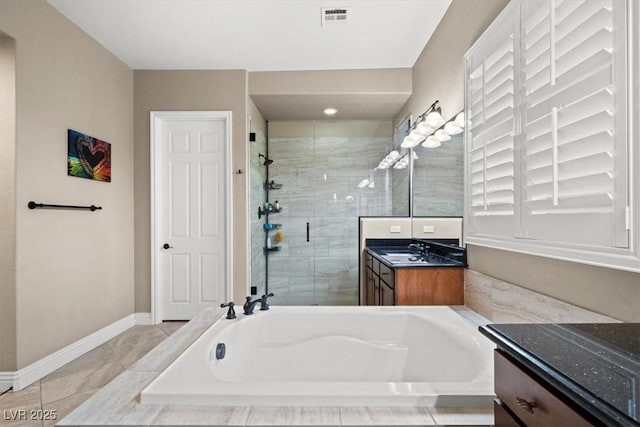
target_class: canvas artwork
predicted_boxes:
[67,129,111,182]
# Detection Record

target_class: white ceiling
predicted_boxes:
[47,0,451,71]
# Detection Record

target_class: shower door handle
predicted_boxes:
[306,222,310,242]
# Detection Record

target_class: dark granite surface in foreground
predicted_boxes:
[481,322,640,426]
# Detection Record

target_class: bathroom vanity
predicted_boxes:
[363,239,466,306]
[480,323,640,427]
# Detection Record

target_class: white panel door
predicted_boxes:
[159,118,226,319]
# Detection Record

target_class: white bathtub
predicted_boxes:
[141,306,495,407]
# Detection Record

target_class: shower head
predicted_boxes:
[258,153,273,166]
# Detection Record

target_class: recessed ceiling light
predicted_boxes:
[323,107,338,116]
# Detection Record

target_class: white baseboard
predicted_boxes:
[0,372,13,393]
[2,313,138,392]
[134,312,153,325]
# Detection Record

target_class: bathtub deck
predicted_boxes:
[57,306,494,427]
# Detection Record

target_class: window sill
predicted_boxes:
[465,235,640,273]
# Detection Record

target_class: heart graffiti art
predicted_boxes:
[67,129,111,182]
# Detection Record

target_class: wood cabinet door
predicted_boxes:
[365,267,375,306]
[395,268,463,305]
[495,351,592,426]
[494,400,522,427]
[380,281,395,306]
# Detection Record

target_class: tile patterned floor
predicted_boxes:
[0,322,186,427]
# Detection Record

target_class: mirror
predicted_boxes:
[391,117,410,216]
[411,132,463,217]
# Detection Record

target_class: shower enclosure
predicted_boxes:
[250,120,397,305]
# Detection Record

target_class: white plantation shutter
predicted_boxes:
[464,0,634,270]
[465,5,517,237]
[521,0,628,247]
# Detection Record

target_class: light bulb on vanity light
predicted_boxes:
[424,111,445,128]
[422,135,442,148]
[400,132,423,148]
[415,122,434,136]
[454,112,465,128]
[444,121,463,135]
[434,129,451,142]
[388,150,400,160]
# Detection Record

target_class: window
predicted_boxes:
[466,4,517,238]
[464,0,638,272]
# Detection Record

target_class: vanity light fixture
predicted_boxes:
[401,102,466,150]
[420,110,466,149]
[323,107,338,116]
[356,108,465,190]
[401,100,443,148]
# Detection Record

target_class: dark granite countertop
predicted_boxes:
[480,323,640,427]
[365,238,466,268]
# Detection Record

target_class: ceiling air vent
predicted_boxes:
[321,7,349,26]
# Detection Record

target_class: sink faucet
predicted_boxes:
[243,293,274,315]
[408,242,430,258]
[408,243,424,253]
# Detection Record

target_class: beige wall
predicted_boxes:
[249,69,412,120]
[269,120,393,139]
[399,0,640,322]
[248,96,266,137]
[134,70,249,311]
[397,0,509,121]
[0,0,134,368]
[250,69,412,95]
[0,36,16,371]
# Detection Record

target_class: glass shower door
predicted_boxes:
[267,132,317,305]
[266,121,394,306]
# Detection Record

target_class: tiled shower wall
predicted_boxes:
[265,121,394,305]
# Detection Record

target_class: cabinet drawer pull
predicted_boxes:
[516,397,536,414]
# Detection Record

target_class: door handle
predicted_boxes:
[306,222,310,242]
[162,243,173,250]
